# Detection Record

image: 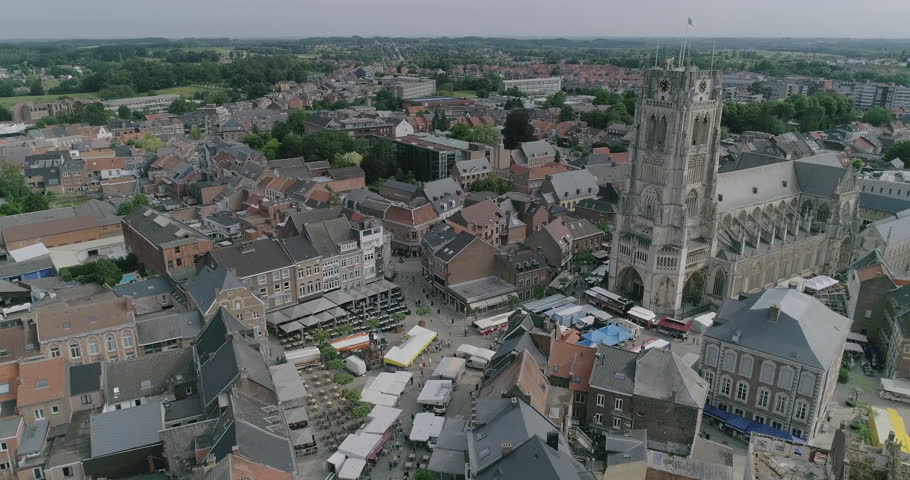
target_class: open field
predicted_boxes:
[155,85,227,97]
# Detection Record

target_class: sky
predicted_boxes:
[3,0,910,39]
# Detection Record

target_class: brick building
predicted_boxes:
[383,203,440,256]
[121,206,213,281]
[447,200,506,247]
[16,357,72,428]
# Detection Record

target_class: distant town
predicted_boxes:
[0,36,910,480]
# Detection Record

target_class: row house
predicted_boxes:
[208,238,297,313]
[183,263,267,350]
[421,223,499,295]
[539,169,599,211]
[16,357,72,429]
[34,290,138,367]
[282,235,323,302]
[120,206,214,281]
[382,203,440,256]
[303,217,367,292]
[510,162,571,196]
[446,199,506,247]
[493,248,551,300]
[450,158,492,192]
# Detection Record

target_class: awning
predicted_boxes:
[279,321,303,333]
[847,332,868,343]
[746,422,805,444]
[845,342,864,353]
[657,317,693,333]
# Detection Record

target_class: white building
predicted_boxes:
[503,77,563,97]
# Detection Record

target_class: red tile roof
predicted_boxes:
[17,357,67,407]
[384,203,438,226]
[548,339,596,392]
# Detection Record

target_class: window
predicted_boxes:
[734,407,746,417]
[88,338,99,355]
[81,394,92,405]
[778,366,794,389]
[754,414,767,424]
[774,393,788,415]
[596,394,605,407]
[612,417,623,429]
[794,400,809,421]
[756,388,770,409]
[704,344,719,366]
[284,294,292,304]
[760,361,776,384]
[722,350,737,372]
[33,467,45,480]
[703,370,715,391]
[593,413,603,425]
[0,442,6,451]
[738,355,754,378]
[123,333,134,348]
[720,376,732,397]
[736,381,749,402]
[614,398,624,411]
[62,466,73,477]
[52,405,60,415]
[234,301,242,310]
[0,383,8,395]
[105,336,116,352]
[574,392,585,404]
[252,311,260,319]
[258,274,266,284]
[259,287,267,296]
[34,409,45,420]
[50,346,60,358]
[797,372,816,396]
[0,462,9,471]
[69,344,81,359]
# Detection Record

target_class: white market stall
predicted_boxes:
[284,346,321,369]
[691,312,716,333]
[384,325,437,368]
[455,344,495,362]
[410,412,445,444]
[432,357,466,382]
[337,458,367,480]
[417,380,453,413]
[805,275,838,292]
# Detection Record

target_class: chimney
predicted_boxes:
[546,431,559,451]
[768,304,781,322]
[731,329,742,344]
[501,442,513,456]
[240,239,255,254]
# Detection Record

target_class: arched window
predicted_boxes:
[686,190,698,217]
[641,188,658,219]
[701,114,711,144]
[738,355,754,378]
[704,344,719,367]
[712,270,726,296]
[691,115,701,146]
[756,387,771,409]
[656,116,668,149]
[646,114,657,149]
[759,361,776,384]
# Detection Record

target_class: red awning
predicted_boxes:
[657,317,693,333]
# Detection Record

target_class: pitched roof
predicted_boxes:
[200,338,274,408]
[112,276,175,299]
[544,169,599,201]
[302,216,356,258]
[475,435,595,480]
[211,238,294,278]
[452,200,503,227]
[35,294,134,342]
[281,235,321,263]
[121,206,210,249]
[454,158,491,176]
[90,399,163,458]
[17,357,68,407]
[707,288,851,369]
[136,310,204,347]
[547,339,596,392]
[859,192,910,215]
[384,203,438,226]
[69,362,102,396]
[104,348,196,402]
[184,265,247,315]
[589,345,638,394]
[633,348,707,408]
[479,350,549,415]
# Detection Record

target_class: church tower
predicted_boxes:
[608,66,724,317]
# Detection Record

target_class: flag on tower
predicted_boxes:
[688,17,695,27]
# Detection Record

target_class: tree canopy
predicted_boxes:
[470,173,512,194]
[884,141,910,162]
[502,109,536,149]
[448,122,500,147]
[862,107,893,127]
[0,162,51,216]
[722,92,856,134]
[116,195,150,216]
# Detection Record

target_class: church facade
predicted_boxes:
[609,67,859,317]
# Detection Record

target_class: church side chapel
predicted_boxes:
[609,65,859,318]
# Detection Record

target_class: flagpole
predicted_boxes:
[710,40,716,70]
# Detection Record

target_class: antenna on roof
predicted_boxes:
[710,41,716,71]
[654,40,660,68]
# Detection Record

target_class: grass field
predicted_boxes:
[450,90,478,99]
[155,85,227,97]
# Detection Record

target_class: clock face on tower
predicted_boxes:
[659,79,670,93]
[698,80,708,93]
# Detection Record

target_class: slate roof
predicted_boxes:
[211,238,294,278]
[136,310,204,346]
[329,166,364,181]
[518,140,556,161]
[421,177,462,202]
[199,338,274,408]
[193,308,253,366]
[859,192,910,215]
[69,362,102,396]
[112,277,174,300]
[475,435,595,480]
[382,178,419,194]
[281,235,321,263]
[121,206,210,249]
[184,265,246,315]
[303,216,355,257]
[454,158,491,176]
[589,345,638,395]
[633,348,707,409]
[104,348,196,402]
[90,399,163,458]
[435,232,476,263]
[872,214,910,247]
[545,169,598,201]
[707,288,851,369]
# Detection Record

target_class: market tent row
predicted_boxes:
[335,405,403,461]
[383,325,437,367]
[472,310,517,334]
[704,404,805,443]
[410,412,445,443]
[870,407,910,453]
[361,371,413,407]
[522,294,577,314]
[455,344,495,362]
[578,325,634,347]
[544,303,611,329]
[331,333,372,352]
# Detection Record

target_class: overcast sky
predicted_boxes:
[3,0,909,39]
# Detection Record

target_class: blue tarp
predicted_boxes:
[580,325,633,347]
[705,404,805,443]
[747,421,806,444]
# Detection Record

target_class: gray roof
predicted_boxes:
[121,206,210,249]
[793,152,849,198]
[421,177,462,202]
[70,362,102,395]
[383,178,419,193]
[200,338,274,408]
[90,399,163,458]
[589,345,638,394]
[545,169,599,201]
[0,416,21,439]
[104,348,196,402]
[859,192,910,215]
[112,277,174,299]
[210,238,293,279]
[303,216,355,258]
[475,435,595,480]
[707,288,851,369]
[872,212,910,246]
[204,214,240,227]
[454,158,491,176]
[184,265,246,315]
[604,429,647,467]
[281,235,321,263]
[164,396,202,423]
[18,419,49,456]
[519,140,556,160]
[0,255,55,281]
[136,310,204,346]
[633,348,707,409]
[436,231,476,263]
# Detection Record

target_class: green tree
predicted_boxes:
[130,135,165,152]
[502,109,536,149]
[507,294,520,310]
[116,195,151,216]
[532,284,548,299]
[189,126,202,140]
[0,162,51,216]
[28,79,44,96]
[334,372,353,385]
[504,97,524,109]
[117,105,132,119]
[541,91,567,108]
[573,247,596,270]
[366,317,381,330]
[852,158,864,170]
[167,97,194,115]
[471,173,512,195]
[337,324,354,336]
[559,104,575,122]
[59,257,123,286]
[863,107,893,127]
[327,358,344,371]
[414,469,433,480]
[391,312,406,324]
[0,106,11,122]
[321,345,339,361]
[281,130,367,162]
[449,122,500,147]
[503,86,526,98]
[885,141,910,162]
[345,390,361,403]
[287,109,309,135]
[243,133,266,150]
[99,85,136,100]
[375,88,402,111]
[261,138,281,160]
[360,140,394,183]
[333,151,363,168]
[312,329,330,345]
[432,107,449,131]
[353,403,371,418]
